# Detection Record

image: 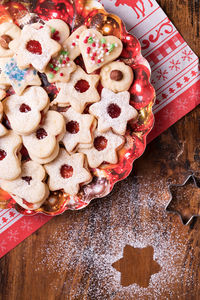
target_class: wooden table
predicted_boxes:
[0,1,200,299]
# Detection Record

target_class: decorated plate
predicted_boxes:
[0,0,155,215]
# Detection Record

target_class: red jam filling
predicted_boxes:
[36,128,48,140]
[60,164,73,179]
[22,176,32,185]
[66,121,80,134]
[19,104,31,113]
[107,103,121,119]
[94,136,108,151]
[75,80,90,93]
[0,149,7,160]
[26,40,42,55]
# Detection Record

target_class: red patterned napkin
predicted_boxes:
[0,0,199,257]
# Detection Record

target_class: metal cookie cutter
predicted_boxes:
[166,174,200,225]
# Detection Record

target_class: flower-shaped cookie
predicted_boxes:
[61,107,94,153]
[46,19,70,45]
[80,130,125,168]
[3,86,49,135]
[0,22,21,57]
[89,88,138,135]
[22,110,65,159]
[52,66,100,112]
[0,130,22,180]
[10,23,61,72]
[79,29,123,73]
[0,57,41,95]
[0,101,7,137]
[45,149,92,195]
[0,161,49,210]
[63,26,87,60]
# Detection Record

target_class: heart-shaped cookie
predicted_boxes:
[79,29,123,73]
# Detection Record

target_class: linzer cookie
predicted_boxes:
[46,19,70,45]
[3,86,49,135]
[63,26,87,60]
[80,130,125,168]
[79,28,123,73]
[45,149,92,195]
[29,143,60,165]
[89,88,138,135]
[0,22,21,57]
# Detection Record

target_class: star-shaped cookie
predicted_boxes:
[44,149,92,195]
[90,88,138,135]
[61,107,94,153]
[9,23,61,72]
[52,66,100,112]
[80,130,125,168]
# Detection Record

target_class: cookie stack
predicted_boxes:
[0,19,138,210]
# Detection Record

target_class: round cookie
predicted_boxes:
[0,22,21,57]
[46,19,70,45]
[100,61,134,93]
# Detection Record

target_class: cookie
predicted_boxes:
[0,57,41,95]
[46,19,70,44]
[89,88,138,135]
[80,130,125,168]
[22,110,65,159]
[61,107,94,153]
[79,29,123,73]
[0,88,6,101]
[45,149,92,195]
[29,143,60,165]
[100,61,134,92]
[0,130,22,180]
[63,26,87,60]
[9,23,61,72]
[3,86,49,135]
[0,161,49,209]
[45,50,76,83]
[52,66,100,112]
[0,22,21,57]
[0,101,7,137]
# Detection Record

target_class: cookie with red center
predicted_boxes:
[0,130,22,180]
[9,23,61,72]
[52,66,100,112]
[0,22,21,57]
[89,88,138,135]
[79,130,125,168]
[46,19,70,45]
[79,28,123,73]
[3,86,49,135]
[22,110,65,161]
[61,107,94,153]
[0,161,49,210]
[44,149,92,195]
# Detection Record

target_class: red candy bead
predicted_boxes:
[92,42,96,47]
[102,43,106,48]
[60,73,64,76]
[87,47,91,54]
[76,35,79,39]
[72,42,76,46]
[97,59,101,63]
[66,57,70,62]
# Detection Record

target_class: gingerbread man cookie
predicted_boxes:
[79,29,123,73]
[0,130,22,180]
[100,61,134,92]
[89,88,138,135]
[52,66,100,112]
[63,26,87,60]
[45,149,92,195]
[3,86,49,135]
[80,130,125,168]
[22,110,65,159]
[61,107,94,153]
[10,23,61,72]
[46,19,70,45]
[0,22,21,57]
[0,161,49,210]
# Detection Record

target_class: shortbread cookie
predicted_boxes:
[80,130,125,168]
[0,101,7,137]
[10,190,49,210]
[23,110,65,159]
[46,19,70,44]
[0,130,22,180]
[3,86,49,135]
[0,58,10,87]
[100,61,134,92]
[45,50,76,83]
[45,149,92,195]
[0,161,49,208]
[9,23,61,72]
[29,143,60,164]
[63,26,87,60]
[61,107,94,153]
[0,89,6,101]
[52,66,100,112]
[79,29,123,73]
[89,88,138,135]
[0,22,21,57]
[0,57,41,95]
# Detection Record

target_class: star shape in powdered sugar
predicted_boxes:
[90,88,138,135]
[61,107,94,153]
